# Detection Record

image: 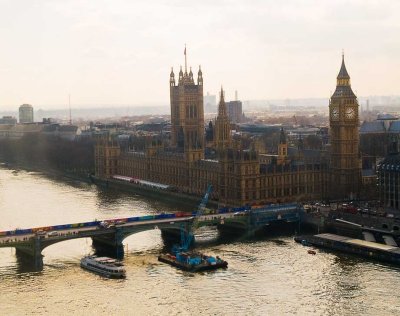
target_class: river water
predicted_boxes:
[0,167,399,315]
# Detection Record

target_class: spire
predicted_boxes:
[218,87,227,118]
[170,67,175,86]
[178,66,183,83]
[332,52,356,98]
[197,65,203,85]
[188,67,194,83]
[337,51,350,80]
[279,128,286,144]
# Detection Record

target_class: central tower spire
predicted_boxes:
[215,87,231,152]
[218,86,227,117]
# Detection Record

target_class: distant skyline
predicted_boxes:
[0,0,399,110]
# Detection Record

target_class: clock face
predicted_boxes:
[345,107,356,119]
[331,107,339,120]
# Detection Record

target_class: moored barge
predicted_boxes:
[295,233,400,265]
[158,252,228,272]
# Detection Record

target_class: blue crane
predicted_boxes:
[177,184,213,252]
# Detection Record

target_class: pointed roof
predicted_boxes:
[218,87,227,118]
[337,53,350,79]
[279,127,287,144]
[331,53,356,98]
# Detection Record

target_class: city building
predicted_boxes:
[19,104,34,123]
[204,92,217,113]
[95,53,362,205]
[377,140,400,209]
[0,116,17,125]
[226,100,244,124]
[0,123,44,139]
[360,114,400,158]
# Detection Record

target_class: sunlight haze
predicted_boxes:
[0,0,399,109]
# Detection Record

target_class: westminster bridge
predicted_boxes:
[0,204,302,269]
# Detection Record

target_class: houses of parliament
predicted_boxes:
[95,52,361,206]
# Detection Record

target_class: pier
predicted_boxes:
[295,233,400,265]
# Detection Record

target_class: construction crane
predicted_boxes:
[178,184,213,252]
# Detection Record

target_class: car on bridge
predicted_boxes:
[98,221,115,229]
[47,231,59,237]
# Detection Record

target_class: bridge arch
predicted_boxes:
[40,237,94,261]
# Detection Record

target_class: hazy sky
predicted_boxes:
[0,0,399,110]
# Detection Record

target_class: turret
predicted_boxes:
[197,66,203,85]
[178,66,183,83]
[278,128,288,165]
[170,67,175,87]
[189,67,194,84]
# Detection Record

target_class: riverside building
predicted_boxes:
[95,53,361,206]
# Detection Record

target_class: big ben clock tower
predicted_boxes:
[329,54,361,199]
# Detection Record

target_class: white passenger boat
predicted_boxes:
[80,256,126,278]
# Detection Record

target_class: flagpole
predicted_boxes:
[184,44,187,73]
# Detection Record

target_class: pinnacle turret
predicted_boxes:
[170,67,175,86]
[197,65,203,85]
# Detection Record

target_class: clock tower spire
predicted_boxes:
[329,53,361,199]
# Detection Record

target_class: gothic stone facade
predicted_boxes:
[96,138,328,206]
[94,55,360,206]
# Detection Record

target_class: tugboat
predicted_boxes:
[158,185,228,272]
[80,255,126,278]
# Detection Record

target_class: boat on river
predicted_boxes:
[80,255,126,278]
[158,251,228,272]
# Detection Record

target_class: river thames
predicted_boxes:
[0,167,400,315]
